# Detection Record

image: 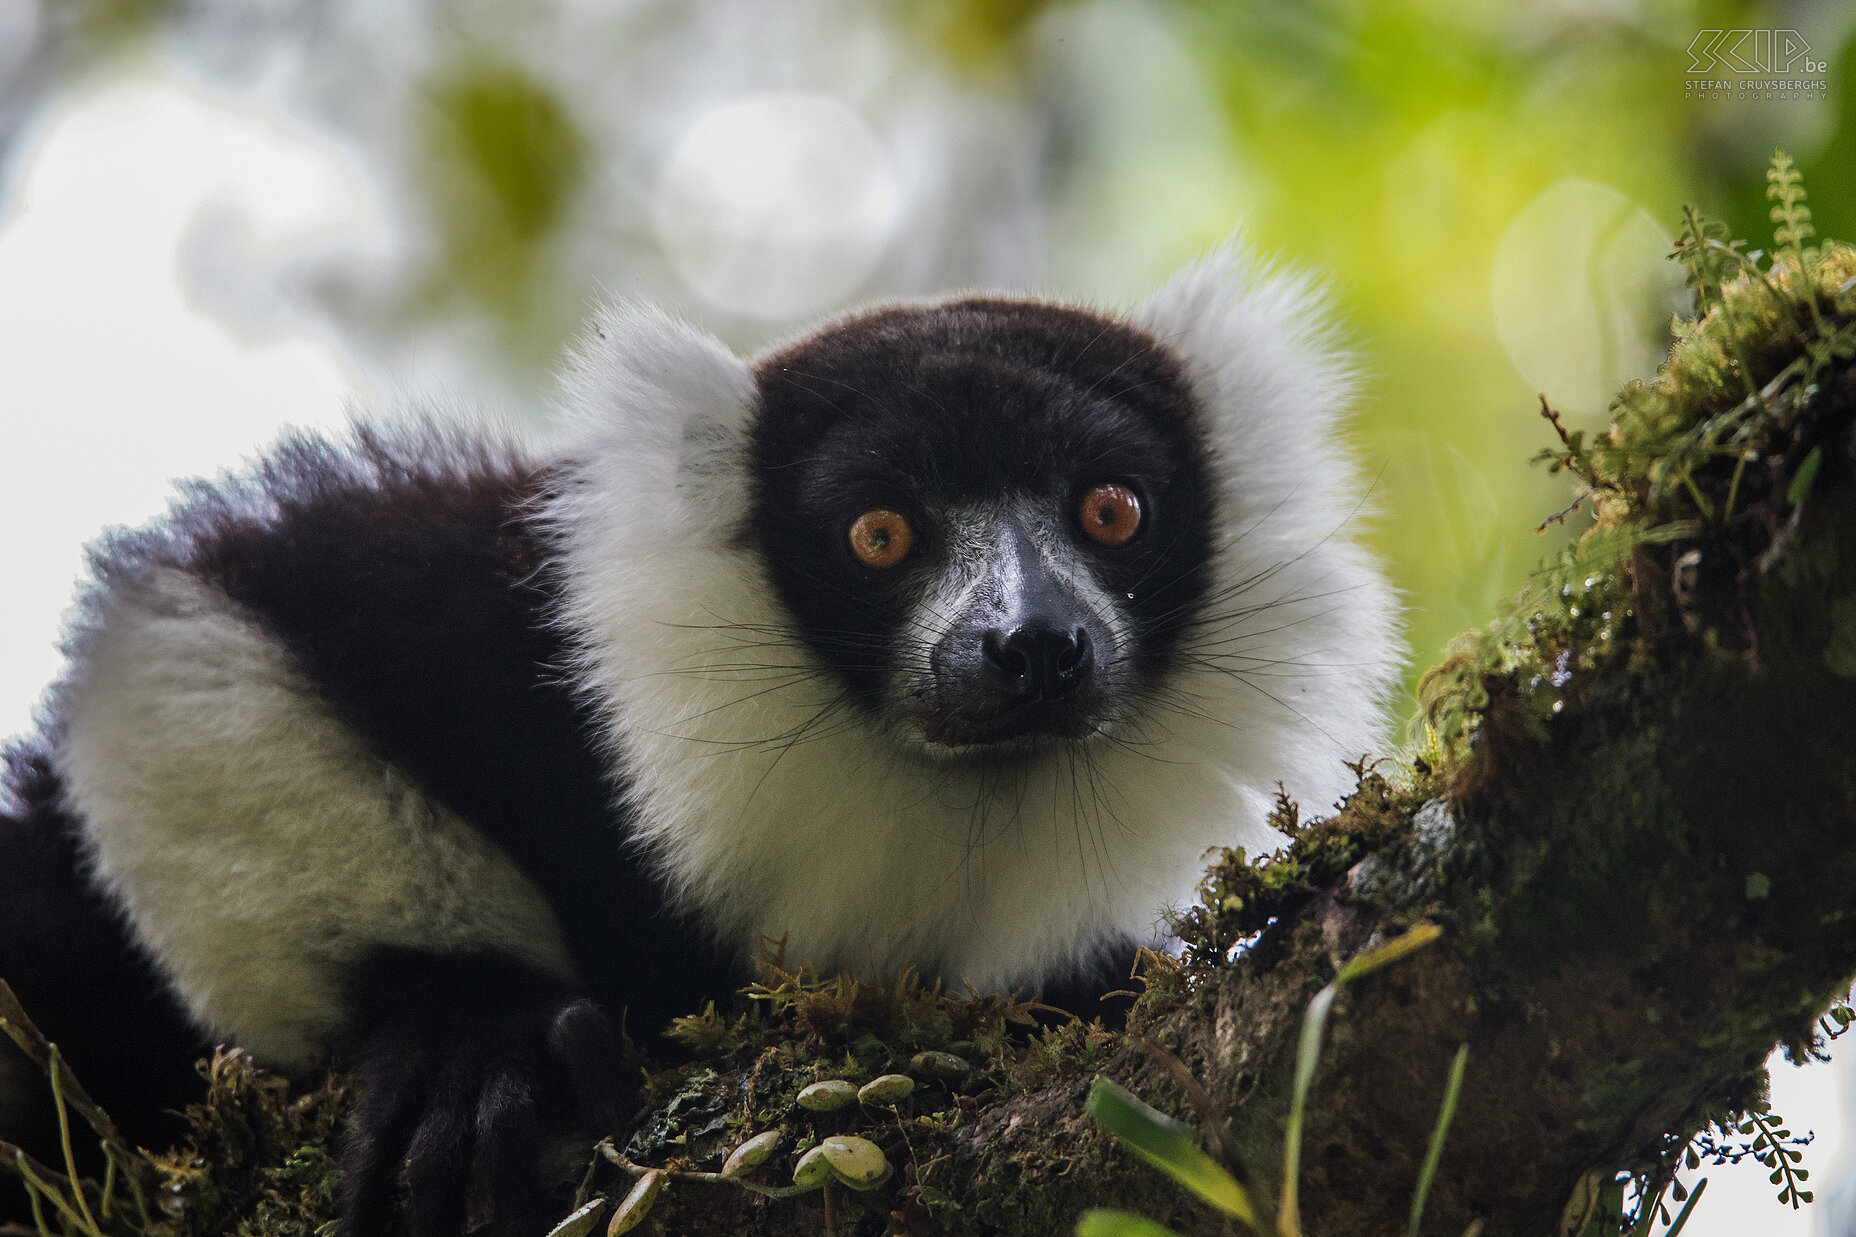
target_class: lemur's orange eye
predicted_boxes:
[1079,483,1142,547]
[849,509,914,568]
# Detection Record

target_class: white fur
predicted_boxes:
[549,250,1401,992]
[54,569,576,1069]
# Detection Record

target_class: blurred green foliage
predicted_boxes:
[418,58,589,366]
[1160,0,1853,705]
[57,0,1852,713]
[870,0,1852,705]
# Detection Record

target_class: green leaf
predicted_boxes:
[1407,1044,1470,1237]
[1284,923,1443,1236]
[1664,1178,1708,1237]
[1336,922,1444,983]
[1076,1209,1189,1237]
[1788,447,1823,506]
[1085,1078,1258,1226]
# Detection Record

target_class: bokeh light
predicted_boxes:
[653,92,901,319]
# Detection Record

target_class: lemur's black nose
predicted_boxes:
[982,624,1093,700]
[925,520,1109,743]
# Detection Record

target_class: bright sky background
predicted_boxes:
[0,68,378,741]
[0,65,1850,1237]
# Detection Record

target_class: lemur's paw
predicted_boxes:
[337,954,628,1237]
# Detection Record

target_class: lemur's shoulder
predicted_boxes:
[42,422,707,1068]
[65,421,615,883]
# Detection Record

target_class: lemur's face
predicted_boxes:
[751,300,1215,749]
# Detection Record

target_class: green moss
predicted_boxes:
[1178,764,1437,967]
[1419,159,1856,779]
[152,1050,350,1237]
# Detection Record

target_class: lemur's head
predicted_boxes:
[750,300,1212,751]
[551,249,1401,985]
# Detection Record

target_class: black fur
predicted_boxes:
[338,952,624,1237]
[0,737,207,1206]
[0,427,742,1232]
[81,426,747,1033]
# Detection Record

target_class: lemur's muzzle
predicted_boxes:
[926,522,1109,744]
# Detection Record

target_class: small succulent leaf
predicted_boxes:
[1075,1209,1189,1237]
[606,1170,664,1237]
[543,1198,605,1237]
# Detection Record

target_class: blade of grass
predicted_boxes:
[11,1151,101,1237]
[1407,1044,1469,1237]
[23,1172,49,1237]
[1283,923,1443,1237]
[1788,446,1824,506]
[1339,923,1443,983]
[47,1046,101,1236]
[1664,1178,1707,1236]
[1279,984,1336,1237]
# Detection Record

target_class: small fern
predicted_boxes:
[1672,205,1753,315]
[1767,149,1816,261]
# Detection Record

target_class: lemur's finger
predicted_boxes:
[547,999,629,1132]
[476,1062,548,1237]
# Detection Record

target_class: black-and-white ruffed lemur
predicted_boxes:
[0,250,1400,1236]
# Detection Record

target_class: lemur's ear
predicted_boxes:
[1128,245,1366,523]
[558,303,757,536]
[1131,245,1400,804]
[1129,245,1361,515]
